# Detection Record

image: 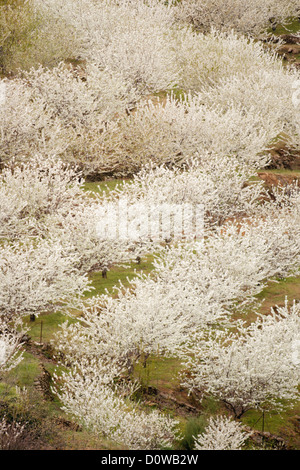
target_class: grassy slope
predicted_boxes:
[3,171,300,449]
[83,175,300,448]
[2,16,300,450]
[16,244,300,448]
[270,17,300,35]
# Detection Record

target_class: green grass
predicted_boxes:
[241,401,300,449]
[9,351,41,387]
[270,17,300,35]
[85,255,155,298]
[180,415,207,450]
[20,255,155,348]
[83,179,126,195]
[24,311,77,343]
[133,355,183,392]
[255,274,300,316]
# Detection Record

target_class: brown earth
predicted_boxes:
[268,33,300,68]
[257,171,300,188]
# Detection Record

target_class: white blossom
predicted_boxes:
[175,0,300,36]
[194,415,251,450]
[0,417,27,450]
[183,300,300,418]
[53,357,179,450]
[0,239,91,322]
[0,322,23,373]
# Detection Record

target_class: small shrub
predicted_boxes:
[180,415,207,450]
